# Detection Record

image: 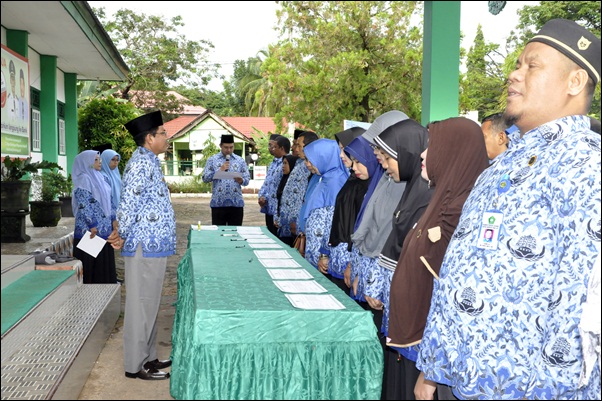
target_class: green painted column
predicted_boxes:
[5,30,28,58]
[64,73,78,174]
[421,1,461,126]
[40,55,58,164]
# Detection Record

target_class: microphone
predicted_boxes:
[225,154,230,171]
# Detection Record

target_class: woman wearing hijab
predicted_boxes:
[301,139,349,268]
[349,111,408,304]
[100,149,122,208]
[366,118,432,400]
[386,117,489,400]
[317,127,368,291]
[72,150,119,284]
[274,154,299,246]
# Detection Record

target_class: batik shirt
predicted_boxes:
[258,157,283,216]
[202,153,250,208]
[275,159,311,235]
[73,188,116,240]
[304,206,335,269]
[117,146,176,258]
[417,116,601,400]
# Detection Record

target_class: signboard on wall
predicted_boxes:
[253,166,267,180]
[1,44,30,157]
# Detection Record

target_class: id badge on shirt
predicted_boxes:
[477,210,504,250]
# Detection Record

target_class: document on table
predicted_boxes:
[239,234,269,239]
[75,230,106,258]
[246,238,276,243]
[248,243,283,249]
[274,280,328,293]
[189,224,219,231]
[237,227,263,234]
[285,294,346,310]
[254,250,293,259]
[213,171,242,180]
[267,269,313,280]
[259,258,301,268]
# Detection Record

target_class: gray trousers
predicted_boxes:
[123,245,167,373]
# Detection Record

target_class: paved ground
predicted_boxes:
[23,195,264,400]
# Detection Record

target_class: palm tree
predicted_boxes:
[234,48,277,117]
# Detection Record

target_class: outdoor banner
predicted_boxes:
[1,44,30,157]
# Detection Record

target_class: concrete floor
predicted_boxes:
[2,194,266,400]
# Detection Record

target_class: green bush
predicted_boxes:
[167,178,211,193]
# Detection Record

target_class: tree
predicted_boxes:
[233,49,277,117]
[508,1,601,118]
[92,7,221,115]
[78,97,139,172]
[263,1,423,137]
[462,25,507,120]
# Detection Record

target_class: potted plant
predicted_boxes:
[57,173,74,218]
[29,169,65,227]
[1,155,61,214]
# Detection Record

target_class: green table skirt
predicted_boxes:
[170,228,383,400]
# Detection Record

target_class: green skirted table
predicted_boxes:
[169,227,383,400]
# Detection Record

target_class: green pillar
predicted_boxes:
[40,55,58,163]
[6,30,28,58]
[64,73,78,174]
[421,1,461,125]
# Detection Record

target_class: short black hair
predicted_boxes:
[301,131,319,146]
[275,135,291,153]
[481,113,510,135]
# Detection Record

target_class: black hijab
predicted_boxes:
[328,127,368,248]
[374,119,431,270]
[276,154,299,214]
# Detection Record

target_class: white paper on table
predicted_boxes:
[254,250,293,259]
[189,224,219,231]
[237,227,263,234]
[213,170,243,179]
[248,243,282,249]
[246,238,276,244]
[239,234,270,240]
[259,258,301,268]
[274,280,328,293]
[267,269,313,280]
[75,230,107,258]
[285,294,346,310]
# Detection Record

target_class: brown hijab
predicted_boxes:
[387,117,489,346]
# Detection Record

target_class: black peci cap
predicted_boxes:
[124,110,164,138]
[220,134,234,144]
[528,18,601,84]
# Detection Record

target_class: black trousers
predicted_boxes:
[211,207,244,226]
[265,214,278,236]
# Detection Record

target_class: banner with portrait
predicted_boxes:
[1,44,30,158]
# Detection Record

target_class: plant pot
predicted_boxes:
[1,180,32,213]
[29,200,62,227]
[58,196,74,217]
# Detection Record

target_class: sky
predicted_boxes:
[89,1,538,92]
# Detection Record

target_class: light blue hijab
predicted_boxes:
[72,150,112,217]
[100,149,122,208]
[300,139,349,225]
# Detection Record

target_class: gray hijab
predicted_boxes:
[352,111,410,257]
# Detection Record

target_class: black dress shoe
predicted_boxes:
[125,367,170,380]
[144,359,172,370]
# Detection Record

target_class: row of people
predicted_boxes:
[258,18,601,400]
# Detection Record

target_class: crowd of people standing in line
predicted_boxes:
[63,16,600,398]
[254,18,601,400]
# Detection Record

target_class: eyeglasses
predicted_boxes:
[369,143,379,150]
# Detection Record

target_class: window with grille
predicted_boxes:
[58,119,66,154]
[31,109,41,151]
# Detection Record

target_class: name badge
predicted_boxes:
[477,210,504,250]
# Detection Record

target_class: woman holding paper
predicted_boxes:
[72,149,118,284]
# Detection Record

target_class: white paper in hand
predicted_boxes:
[76,230,106,258]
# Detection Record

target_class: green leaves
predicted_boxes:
[1,156,61,182]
